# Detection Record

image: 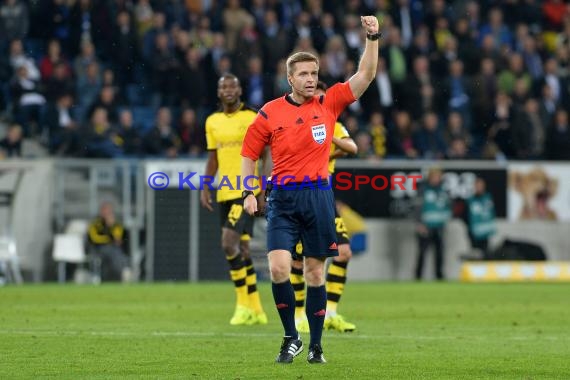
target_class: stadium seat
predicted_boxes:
[0,236,23,284]
[53,234,87,283]
[52,219,90,283]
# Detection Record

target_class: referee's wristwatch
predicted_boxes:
[366,32,382,41]
[242,190,255,201]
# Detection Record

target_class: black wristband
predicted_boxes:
[242,190,254,201]
[366,32,382,41]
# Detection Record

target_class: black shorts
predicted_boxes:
[219,198,254,240]
[267,181,338,259]
[293,207,349,260]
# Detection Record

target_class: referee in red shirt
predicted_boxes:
[241,16,381,364]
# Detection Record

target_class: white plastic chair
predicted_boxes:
[52,219,90,283]
[0,236,23,284]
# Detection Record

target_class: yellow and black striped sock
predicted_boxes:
[243,258,263,314]
[226,255,248,308]
[326,260,348,314]
[290,265,305,320]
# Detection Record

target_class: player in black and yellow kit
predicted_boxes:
[200,74,267,325]
[290,81,358,333]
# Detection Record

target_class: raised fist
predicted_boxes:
[360,16,380,34]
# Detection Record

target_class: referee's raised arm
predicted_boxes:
[348,16,382,99]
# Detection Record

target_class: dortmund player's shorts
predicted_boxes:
[292,207,349,260]
[219,198,254,240]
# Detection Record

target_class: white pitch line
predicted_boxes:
[0,329,563,341]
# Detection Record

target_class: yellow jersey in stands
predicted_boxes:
[328,122,351,174]
[206,103,260,203]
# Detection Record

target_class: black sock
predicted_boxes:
[305,285,326,346]
[272,280,297,337]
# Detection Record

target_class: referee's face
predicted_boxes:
[289,61,318,99]
[217,77,242,106]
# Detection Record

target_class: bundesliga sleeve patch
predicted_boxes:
[311,124,326,144]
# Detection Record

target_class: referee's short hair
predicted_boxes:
[286,52,319,76]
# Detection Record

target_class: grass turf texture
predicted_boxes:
[1,282,569,379]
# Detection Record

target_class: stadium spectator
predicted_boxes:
[545,108,570,160]
[402,55,439,121]
[222,0,253,53]
[367,112,387,159]
[443,59,473,132]
[177,108,204,157]
[478,7,513,49]
[415,166,451,280]
[312,12,337,54]
[143,107,180,157]
[88,201,132,282]
[464,177,496,260]
[39,39,71,81]
[512,98,545,159]
[387,110,418,159]
[76,61,101,120]
[142,12,166,62]
[360,57,393,120]
[84,107,122,158]
[43,62,75,102]
[498,53,532,96]
[243,56,270,110]
[471,58,498,137]
[8,39,40,81]
[87,86,119,124]
[0,123,23,158]
[150,32,180,106]
[44,93,80,156]
[382,25,407,86]
[446,138,471,160]
[118,109,143,157]
[260,9,290,76]
[0,0,567,163]
[444,112,471,149]
[233,17,262,80]
[73,41,99,83]
[414,111,447,160]
[9,64,46,136]
[111,10,139,86]
[0,0,29,47]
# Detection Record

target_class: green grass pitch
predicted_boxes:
[1,282,569,379]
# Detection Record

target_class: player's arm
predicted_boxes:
[331,136,357,159]
[348,16,380,99]
[241,111,272,216]
[260,146,273,177]
[242,157,258,215]
[201,117,218,212]
[200,150,218,211]
[257,146,272,209]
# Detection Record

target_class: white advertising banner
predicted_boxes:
[508,163,570,221]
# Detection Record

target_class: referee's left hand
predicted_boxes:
[244,194,258,216]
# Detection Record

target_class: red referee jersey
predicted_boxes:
[241,82,356,183]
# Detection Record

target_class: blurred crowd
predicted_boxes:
[1,0,570,160]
